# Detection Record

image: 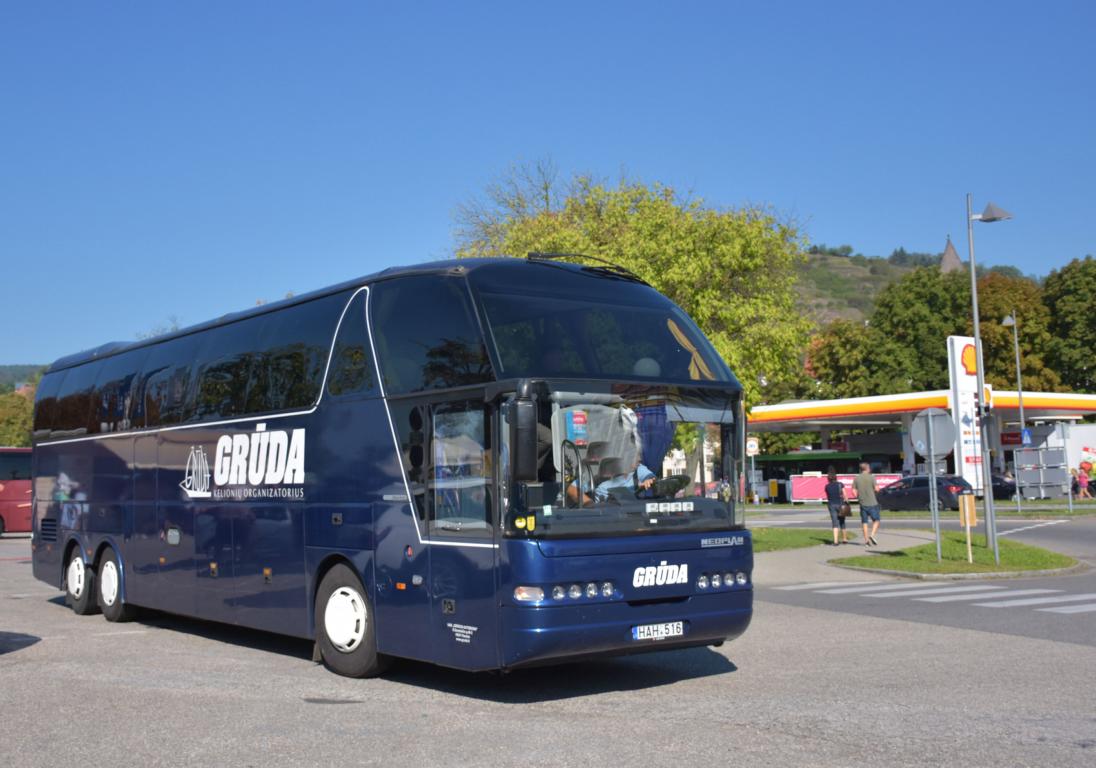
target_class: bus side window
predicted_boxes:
[247,292,347,413]
[138,334,200,428]
[326,292,377,398]
[370,275,493,395]
[429,402,492,538]
[33,371,67,441]
[191,317,261,421]
[91,348,149,434]
[53,361,103,436]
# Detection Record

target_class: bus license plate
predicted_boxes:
[632,621,684,641]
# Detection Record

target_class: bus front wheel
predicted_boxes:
[98,548,136,622]
[65,549,99,615]
[315,564,389,678]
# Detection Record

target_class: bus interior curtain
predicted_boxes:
[666,319,715,381]
[637,405,674,477]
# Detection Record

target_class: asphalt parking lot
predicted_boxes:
[3,533,1095,768]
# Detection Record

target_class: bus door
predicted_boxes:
[373,399,435,663]
[424,398,499,670]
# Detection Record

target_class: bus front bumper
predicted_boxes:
[498,589,752,670]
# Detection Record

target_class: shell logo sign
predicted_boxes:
[961,344,978,376]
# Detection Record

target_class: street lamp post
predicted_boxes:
[1002,311,1026,512]
[966,194,1012,565]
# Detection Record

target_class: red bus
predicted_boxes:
[0,447,32,535]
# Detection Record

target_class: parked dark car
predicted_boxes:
[876,475,973,511]
[991,473,1017,501]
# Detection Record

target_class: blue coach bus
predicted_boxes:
[31,256,752,676]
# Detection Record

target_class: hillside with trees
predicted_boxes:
[0,364,44,393]
[796,249,917,323]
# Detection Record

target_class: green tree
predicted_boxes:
[888,247,940,268]
[455,165,812,406]
[863,267,972,390]
[136,315,181,340]
[0,393,33,447]
[806,266,1064,398]
[986,265,1024,279]
[975,272,1062,392]
[1044,255,1096,392]
[805,320,913,398]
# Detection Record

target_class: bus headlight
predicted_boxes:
[724,572,736,586]
[697,575,709,589]
[568,584,583,599]
[735,572,749,585]
[601,581,614,597]
[585,583,598,598]
[710,573,722,588]
[514,586,544,602]
[552,585,566,600]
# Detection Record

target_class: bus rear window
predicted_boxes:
[0,452,31,480]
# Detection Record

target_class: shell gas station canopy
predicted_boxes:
[748,387,1096,485]
[749,389,1096,434]
[744,336,1096,496]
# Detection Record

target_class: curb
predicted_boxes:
[827,560,1089,581]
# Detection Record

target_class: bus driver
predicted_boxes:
[567,455,657,505]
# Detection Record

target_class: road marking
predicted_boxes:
[916,589,1060,603]
[815,582,947,595]
[92,630,148,637]
[997,519,1069,537]
[773,581,878,591]
[1038,603,1096,614]
[866,585,1012,598]
[972,592,1096,608]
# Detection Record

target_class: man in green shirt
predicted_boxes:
[853,462,881,546]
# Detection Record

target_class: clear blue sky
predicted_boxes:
[3,1,1094,364]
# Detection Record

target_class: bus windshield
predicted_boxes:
[478,291,732,385]
[504,386,741,538]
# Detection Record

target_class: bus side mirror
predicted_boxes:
[510,386,539,484]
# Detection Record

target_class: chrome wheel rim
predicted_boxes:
[67,556,86,599]
[100,560,119,607]
[324,586,367,653]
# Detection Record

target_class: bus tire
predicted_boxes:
[315,564,388,678]
[65,548,99,616]
[98,548,136,622]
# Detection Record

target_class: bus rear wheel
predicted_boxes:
[315,564,388,678]
[65,549,99,615]
[98,548,136,622]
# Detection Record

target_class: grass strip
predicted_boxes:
[746,503,1096,519]
[830,531,1075,574]
[751,527,856,552]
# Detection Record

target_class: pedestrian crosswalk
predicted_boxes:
[771,580,1096,615]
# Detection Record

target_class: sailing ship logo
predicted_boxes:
[180,446,212,499]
